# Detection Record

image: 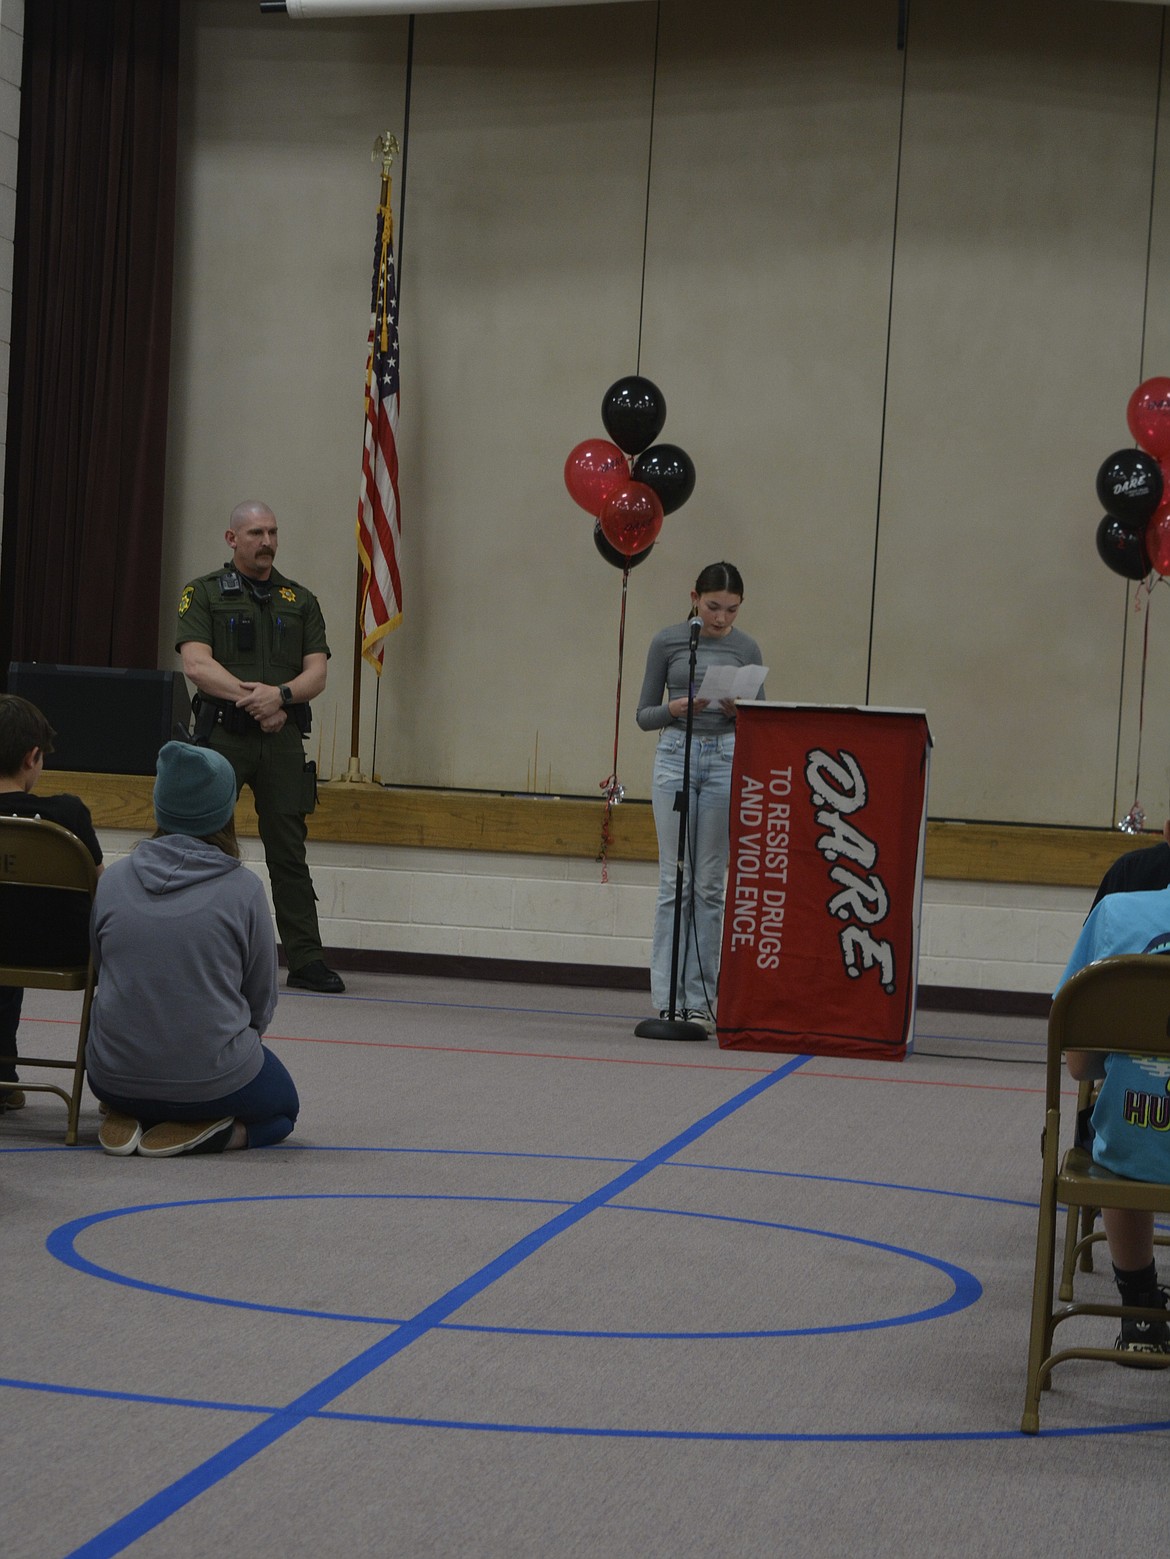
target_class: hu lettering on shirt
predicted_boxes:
[1123,1089,1170,1130]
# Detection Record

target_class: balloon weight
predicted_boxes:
[1127,376,1170,459]
[1096,513,1151,580]
[564,439,629,516]
[600,376,667,455]
[593,522,654,570]
[631,443,696,515]
[599,480,665,556]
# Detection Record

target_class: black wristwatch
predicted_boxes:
[279,684,294,707]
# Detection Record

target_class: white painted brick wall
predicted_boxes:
[93,827,1093,995]
[917,878,1091,994]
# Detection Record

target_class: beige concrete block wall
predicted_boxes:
[93,828,1087,998]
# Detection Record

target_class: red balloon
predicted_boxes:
[1146,497,1170,576]
[564,439,629,516]
[1127,377,1170,459]
[598,481,664,556]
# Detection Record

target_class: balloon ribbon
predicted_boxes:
[597,567,631,881]
[1120,577,1160,833]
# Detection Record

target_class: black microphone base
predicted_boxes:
[634,1015,710,1043]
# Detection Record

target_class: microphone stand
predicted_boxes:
[635,620,708,1043]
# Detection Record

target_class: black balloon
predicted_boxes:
[601,376,667,455]
[1095,448,1163,529]
[631,443,696,515]
[1096,514,1151,580]
[593,521,654,571]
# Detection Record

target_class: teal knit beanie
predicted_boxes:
[153,741,237,837]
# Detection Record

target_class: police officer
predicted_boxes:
[176,501,344,994]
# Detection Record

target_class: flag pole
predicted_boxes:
[339,130,401,785]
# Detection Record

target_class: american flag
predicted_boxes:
[356,194,403,670]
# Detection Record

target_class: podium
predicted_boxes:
[717,703,932,1063]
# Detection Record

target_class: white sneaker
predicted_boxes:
[137,1117,235,1157]
[685,1009,717,1035]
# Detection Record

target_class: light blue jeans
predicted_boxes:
[650,729,735,1014]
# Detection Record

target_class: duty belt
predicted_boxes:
[192,695,310,740]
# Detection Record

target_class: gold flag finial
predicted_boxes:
[372,132,399,176]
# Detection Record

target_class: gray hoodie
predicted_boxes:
[86,835,277,1104]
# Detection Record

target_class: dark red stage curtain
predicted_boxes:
[1,0,179,673]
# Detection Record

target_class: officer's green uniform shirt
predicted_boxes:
[174,563,331,972]
[175,564,330,683]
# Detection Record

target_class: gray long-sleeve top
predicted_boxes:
[635,622,765,737]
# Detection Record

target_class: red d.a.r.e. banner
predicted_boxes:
[717,704,931,1062]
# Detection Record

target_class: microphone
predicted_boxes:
[688,616,702,646]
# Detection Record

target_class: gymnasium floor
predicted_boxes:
[2,974,1168,1558]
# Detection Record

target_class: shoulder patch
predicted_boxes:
[178,586,193,616]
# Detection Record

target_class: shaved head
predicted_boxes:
[229,500,275,530]
[225,502,279,580]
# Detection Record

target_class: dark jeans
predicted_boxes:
[88,1045,300,1149]
[0,985,22,1082]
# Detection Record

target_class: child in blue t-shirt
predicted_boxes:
[1057,886,1170,1356]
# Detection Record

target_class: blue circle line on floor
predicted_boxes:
[3,1372,1169,1445]
[47,1193,981,1338]
[60,1053,812,1559]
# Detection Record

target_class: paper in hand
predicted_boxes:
[696,664,768,704]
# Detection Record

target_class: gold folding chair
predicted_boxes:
[1057,1080,1100,1301]
[0,815,98,1145]
[1052,1079,1170,1303]
[1022,953,1170,1433]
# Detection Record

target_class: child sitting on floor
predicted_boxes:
[87,740,299,1157]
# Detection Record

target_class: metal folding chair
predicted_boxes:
[1022,954,1170,1433]
[0,815,98,1145]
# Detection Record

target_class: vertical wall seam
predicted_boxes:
[1112,10,1165,828]
[635,1,662,376]
[865,13,912,704]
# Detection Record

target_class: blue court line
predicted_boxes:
[916,1032,1044,1051]
[309,1409,1170,1443]
[65,1054,811,1558]
[50,1193,578,1325]
[51,1193,979,1338]
[11,1136,1107,1219]
[288,1143,1040,1211]
[7,1374,1169,1445]
[0,1375,271,1415]
[672,1159,1040,1209]
[281,1143,636,1164]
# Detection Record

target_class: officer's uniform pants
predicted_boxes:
[210,722,322,972]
